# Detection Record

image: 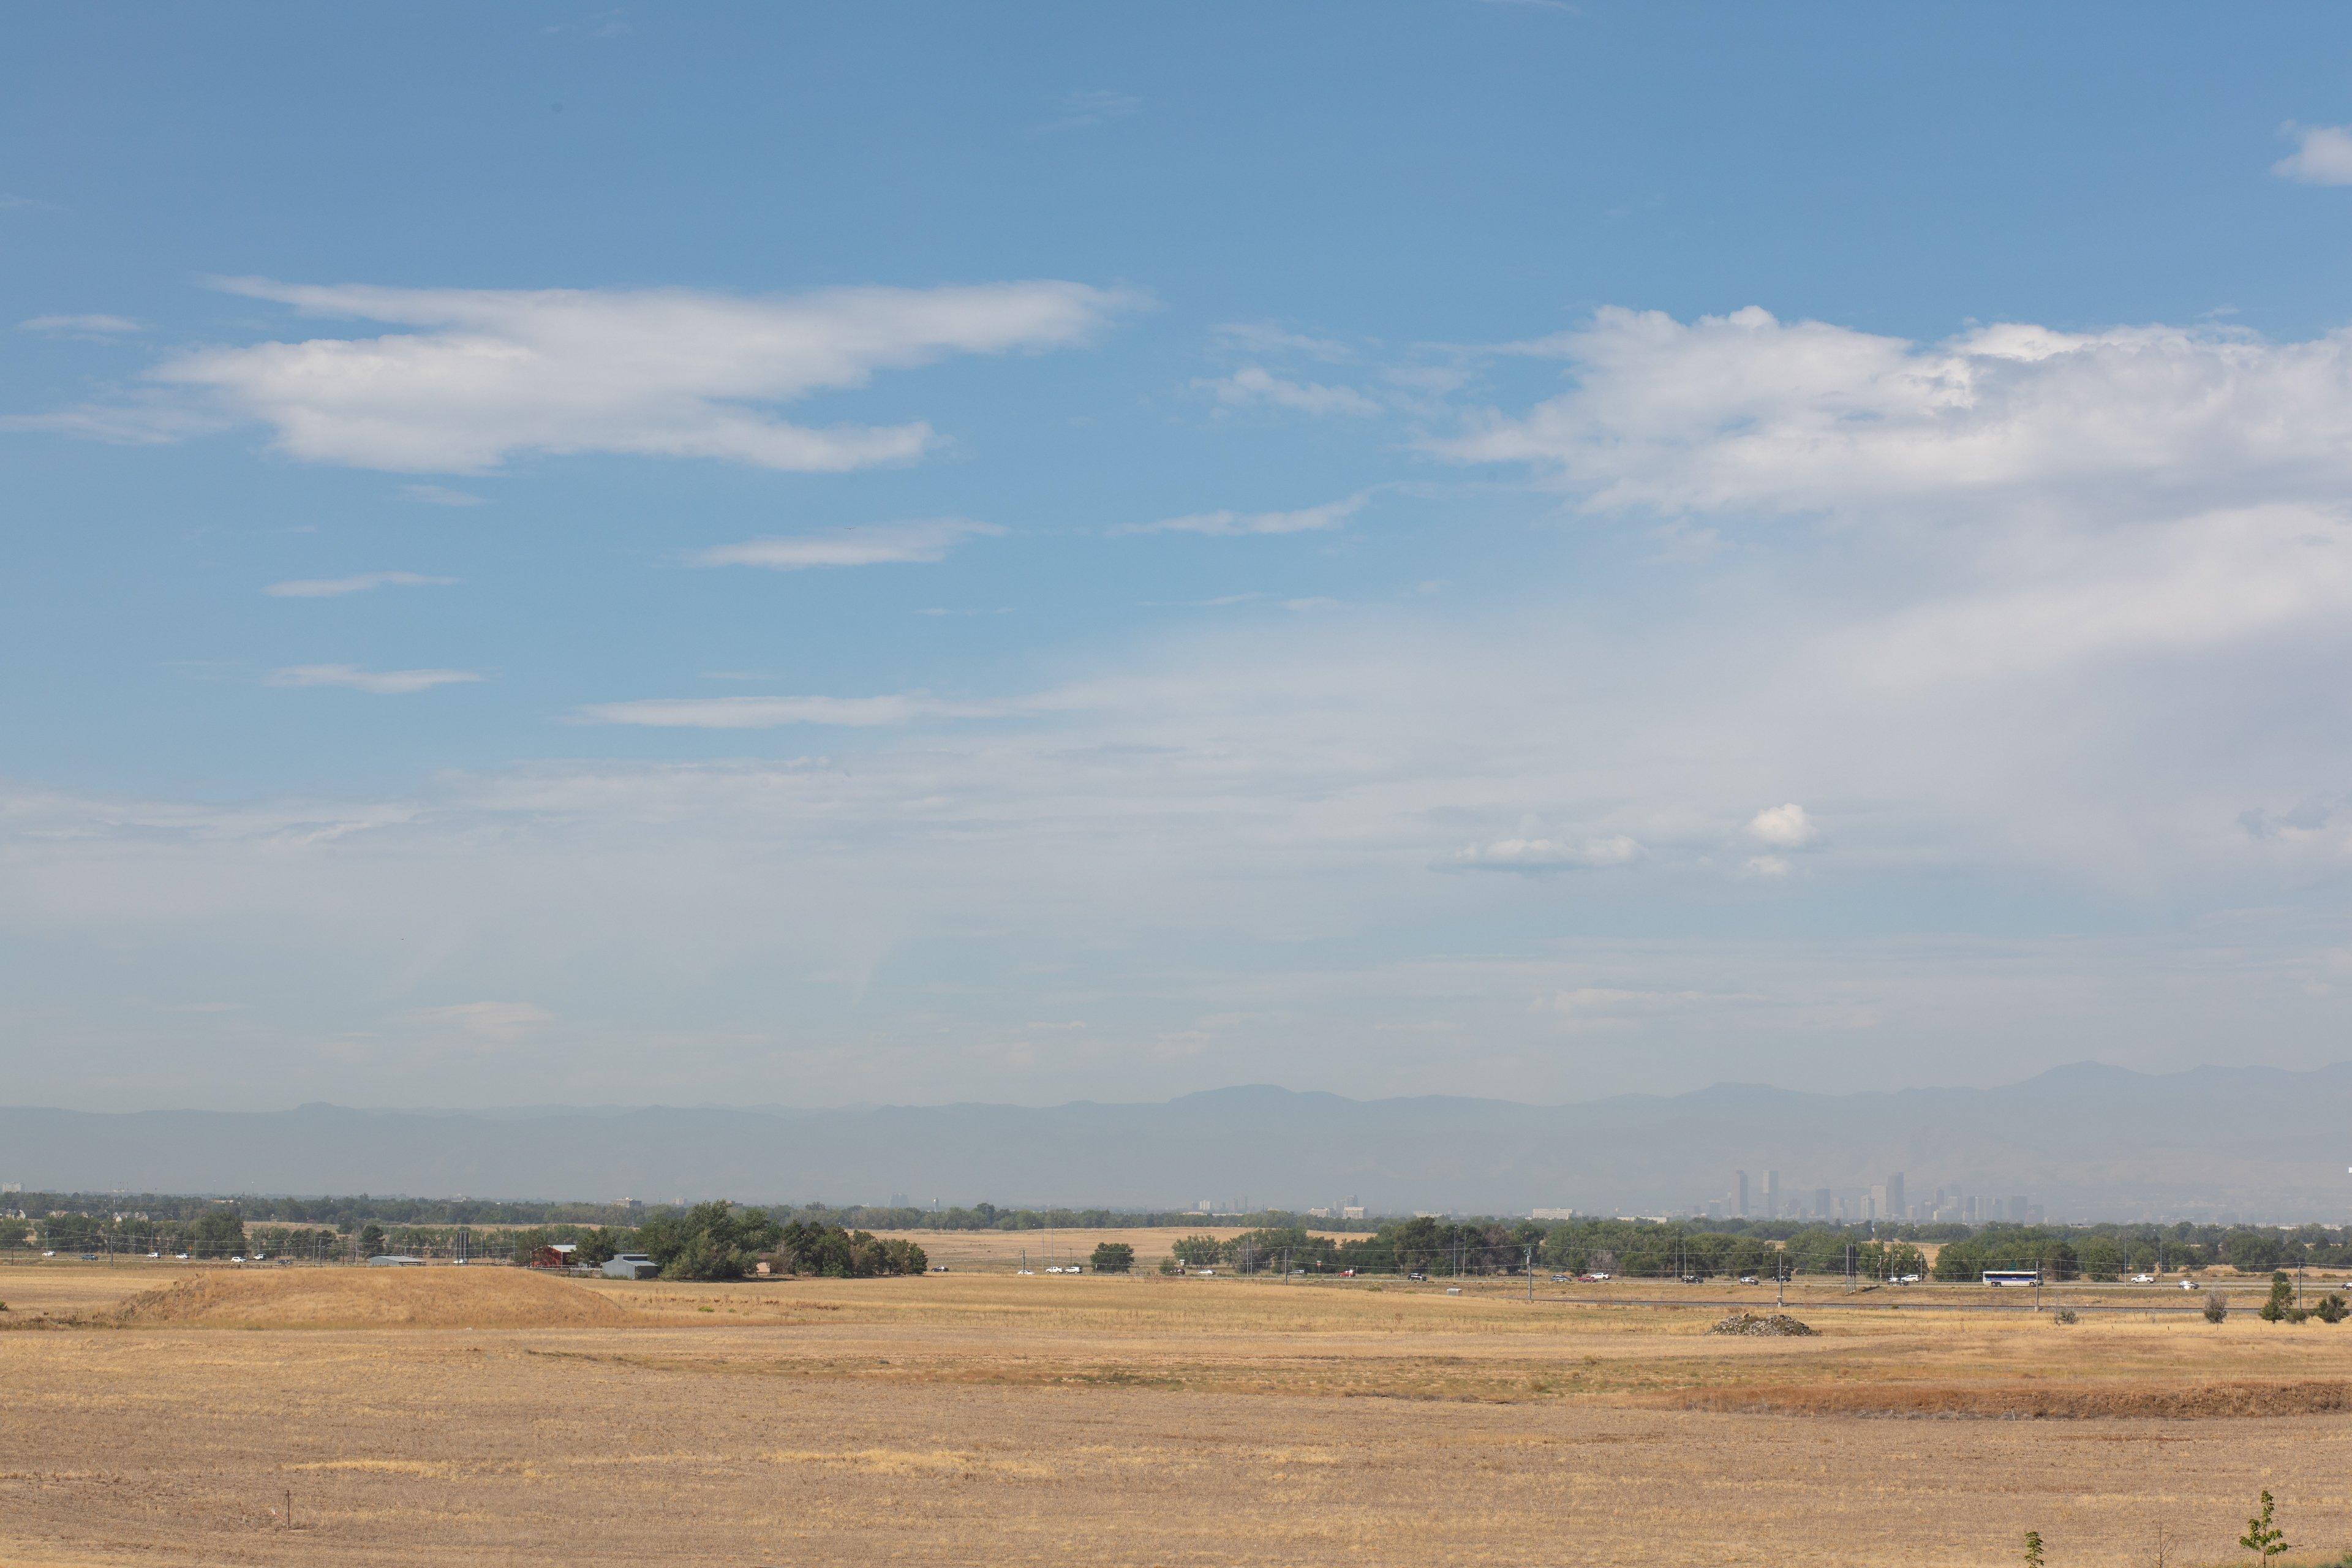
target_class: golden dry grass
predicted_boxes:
[109,1266,642,1329]
[9,1265,2352,1566]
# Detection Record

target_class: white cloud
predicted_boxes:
[1444,835,1642,872]
[690,518,1003,570]
[1194,366,1381,417]
[2274,124,2352,185]
[48,277,1132,473]
[1122,494,1367,537]
[573,694,998,729]
[266,665,481,694]
[20,314,141,336]
[1744,855,1792,878]
[1442,306,2352,682]
[1746,802,1817,847]
[1439,306,2352,518]
[401,483,485,506]
[264,571,454,599]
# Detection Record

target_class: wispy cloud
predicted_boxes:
[1212,322,1354,361]
[264,571,455,599]
[1120,493,1368,537]
[1036,89,1142,134]
[690,518,1003,570]
[1442,835,1642,873]
[25,277,1137,474]
[401,483,486,507]
[19,313,141,336]
[266,664,481,694]
[2274,123,2352,185]
[573,693,1000,728]
[405,1001,555,1050]
[1194,366,1381,417]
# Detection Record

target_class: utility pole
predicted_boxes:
[1526,1244,1536,1302]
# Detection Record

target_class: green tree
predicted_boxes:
[641,1200,783,1281]
[1090,1242,1135,1273]
[356,1222,387,1257]
[575,1227,625,1268]
[2228,1232,2283,1275]
[192,1207,247,1260]
[2259,1272,2294,1323]
[1170,1235,1223,1267]
[2022,1529,2044,1568]
[2239,1490,2287,1566]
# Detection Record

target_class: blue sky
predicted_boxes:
[13,4,2352,1110]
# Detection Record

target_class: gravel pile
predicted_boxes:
[1709,1311,1817,1337]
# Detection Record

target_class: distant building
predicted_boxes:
[1885,1172,1905,1219]
[1813,1188,1832,1219]
[526,1243,578,1270]
[1531,1208,1576,1221]
[1341,1206,1365,1221]
[602,1253,660,1280]
[366,1254,425,1267]
[1731,1170,1749,1218]
[1764,1170,1780,1219]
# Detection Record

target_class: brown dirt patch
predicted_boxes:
[110,1267,644,1330]
[1656,1378,2352,1420]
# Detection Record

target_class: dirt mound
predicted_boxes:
[112,1267,644,1330]
[1709,1312,1816,1337]
[1662,1379,2352,1420]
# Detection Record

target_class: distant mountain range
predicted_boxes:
[7,1062,2352,1221]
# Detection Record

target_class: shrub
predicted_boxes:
[2205,1292,2229,1325]
[2240,1488,2288,1565]
[2022,1529,2044,1568]
[2314,1292,2347,1325]
[1090,1242,1135,1274]
[2052,1307,2078,1325]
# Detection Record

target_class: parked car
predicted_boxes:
[1738,1275,1760,1286]
[2131,1273,2156,1284]
[1589,1272,1612,1281]
[1408,1271,1428,1281]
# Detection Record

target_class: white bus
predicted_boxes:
[1981,1268,2041,1287]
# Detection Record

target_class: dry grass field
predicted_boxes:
[8,1263,2352,1567]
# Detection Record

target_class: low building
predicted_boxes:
[602,1253,659,1280]
[366,1254,426,1267]
[526,1243,579,1270]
